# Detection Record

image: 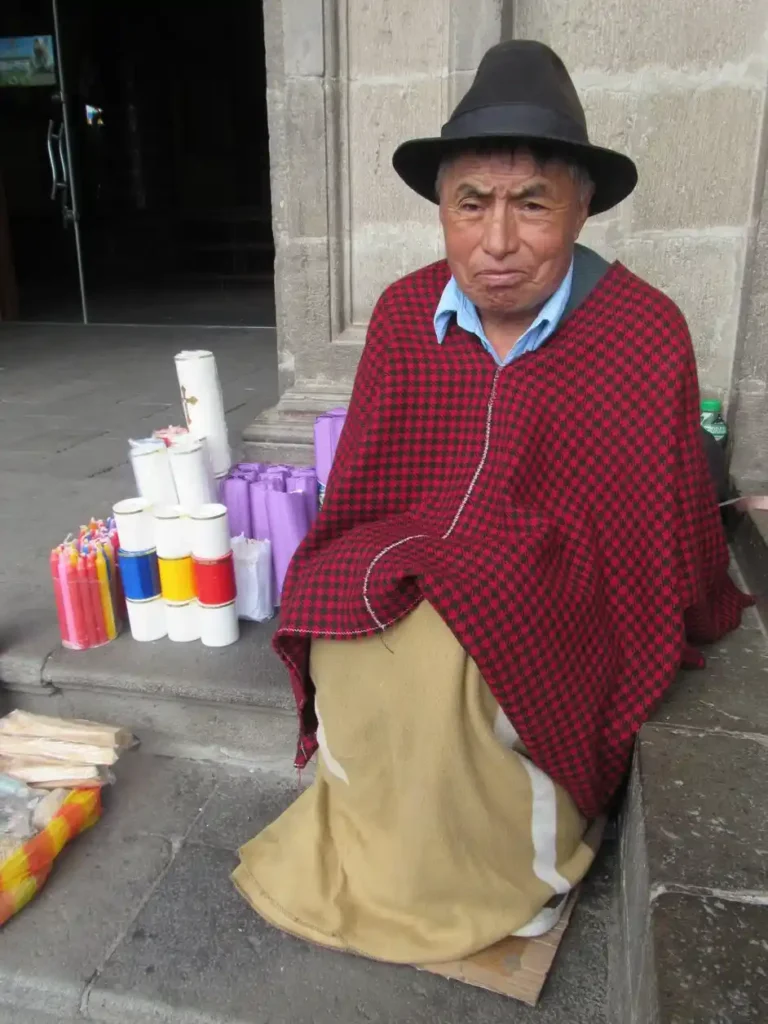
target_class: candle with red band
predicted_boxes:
[193,553,237,607]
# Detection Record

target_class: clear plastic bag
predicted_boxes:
[232,535,274,622]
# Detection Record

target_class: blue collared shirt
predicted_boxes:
[433,258,574,366]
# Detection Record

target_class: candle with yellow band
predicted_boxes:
[157,555,195,604]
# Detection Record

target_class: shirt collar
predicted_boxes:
[434,258,574,347]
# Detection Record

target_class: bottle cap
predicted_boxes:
[701,398,722,413]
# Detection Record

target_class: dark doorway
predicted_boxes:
[0,0,274,327]
[0,0,84,321]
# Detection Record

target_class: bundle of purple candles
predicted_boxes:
[220,463,318,604]
[219,409,347,604]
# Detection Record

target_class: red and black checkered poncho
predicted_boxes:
[274,258,751,819]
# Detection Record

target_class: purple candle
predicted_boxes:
[314,415,335,487]
[288,469,319,526]
[222,476,252,539]
[265,489,311,602]
[249,480,271,541]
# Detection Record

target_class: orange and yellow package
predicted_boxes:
[0,787,101,925]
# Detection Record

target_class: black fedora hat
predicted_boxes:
[392,40,637,216]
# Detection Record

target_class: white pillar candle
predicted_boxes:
[189,503,232,560]
[129,439,178,506]
[198,600,239,647]
[174,350,231,477]
[113,498,155,553]
[125,596,167,642]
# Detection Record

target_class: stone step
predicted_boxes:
[0,752,617,1024]
[618,726,768,1024]
[5,620,301,770]
[615,551,768,1023]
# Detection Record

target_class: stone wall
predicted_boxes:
[514,0,768,405]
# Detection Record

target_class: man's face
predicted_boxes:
[438,150,591,319]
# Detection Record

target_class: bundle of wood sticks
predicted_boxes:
[0,711,135,788]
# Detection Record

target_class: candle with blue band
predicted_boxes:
[118,548,162,601]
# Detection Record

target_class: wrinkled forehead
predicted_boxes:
[440,146,571,192]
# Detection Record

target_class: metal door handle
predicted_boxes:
[58,128,68,186]
[46,119,67,200]
[46,119,59,199]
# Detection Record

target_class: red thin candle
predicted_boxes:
[50,548,69,644]
[86,551,107,645]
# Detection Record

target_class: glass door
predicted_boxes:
[0,0,87,322]
[62,0,274,328]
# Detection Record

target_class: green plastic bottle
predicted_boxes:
[700,398,728,449]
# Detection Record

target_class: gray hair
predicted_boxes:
[435,142,594,203]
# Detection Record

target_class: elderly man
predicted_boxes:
[234,41,750,963]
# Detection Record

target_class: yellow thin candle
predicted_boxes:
[102,539,117,603]
[95,547,117,640]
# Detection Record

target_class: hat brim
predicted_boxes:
[392,134,637,216]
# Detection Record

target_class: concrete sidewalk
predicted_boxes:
[0,751,616,1024]
[0,322,280,701]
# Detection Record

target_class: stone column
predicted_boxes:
[244,0,503,463]
[729,126,768,490]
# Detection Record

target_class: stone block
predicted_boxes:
[267,79,329,240]
[580,89,638,227]
[739,287,768,383]
[578,221,622,263]
[349,222,441,323]
[348,0,447,79]
[652,892,768,1022]
[262,0,285,82]
[731,504,768,632]
[744,162,768,303]
[348,79,445,230]
[273,237,333,378]
[652,626,768,735]
[281,0,324,77]
[746,224,768,301]
[638,726,768,893]
[630,87,762,232]
[582,89,638,161]
[514,0,768,72]
[730,385,768,483]
[449,0,503,72]
[619,235,744,393]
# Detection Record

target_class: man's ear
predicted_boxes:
[574,188,594,239]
